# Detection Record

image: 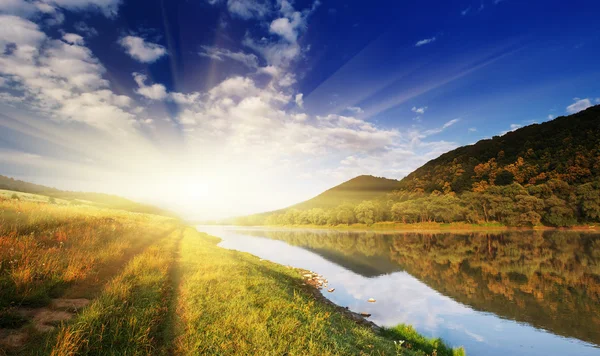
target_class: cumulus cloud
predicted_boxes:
[241,0,318,68]
[1,0,122,18]
[415,37,436,47]
[132,73,168,100]
[62,33,84,45]
[227,0,269,19]
[0,15,136,130]
[119,35,167,63]
[199,46,259,69]
[295,93,303,107]
[411,106,427,115]
[566,98,592,114]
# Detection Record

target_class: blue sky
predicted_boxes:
[0,0,599,218]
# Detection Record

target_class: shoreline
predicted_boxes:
[203,222,599,233]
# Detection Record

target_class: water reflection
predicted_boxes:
[197,226,600,356]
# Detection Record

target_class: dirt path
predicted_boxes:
[162,228,185,356]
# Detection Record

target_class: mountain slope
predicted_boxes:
[0,175,174,217]
[398,105,600,193]
[290,175,401,210]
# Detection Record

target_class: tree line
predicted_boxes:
[238,178,600,227]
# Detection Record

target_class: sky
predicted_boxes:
[0,0,599,219]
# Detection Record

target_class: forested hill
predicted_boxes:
[0,175,175,217]
[237,105,600,227]
[398,105,600,193]
[290,175,401,210]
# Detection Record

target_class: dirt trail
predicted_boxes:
[163,228,185,356]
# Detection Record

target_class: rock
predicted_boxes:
[368,298,376,303]
[328,288,335,292]
[360,312,371,317]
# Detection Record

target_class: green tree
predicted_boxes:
[355,201,376,225]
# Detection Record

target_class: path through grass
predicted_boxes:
[1,197,465,356]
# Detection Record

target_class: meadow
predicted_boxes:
[0,193,465,356]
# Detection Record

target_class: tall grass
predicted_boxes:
[0,197,177,308]
[1,197,465,356]
[45,230,181,355]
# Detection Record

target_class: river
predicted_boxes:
[196,226,600,356]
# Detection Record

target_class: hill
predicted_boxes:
[290,175,401,210]
[398,105,600,193]
[239,106,600,227]
[0,175,174,217]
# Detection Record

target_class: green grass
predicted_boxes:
[173,228,464,355]
[1,197,465,356]
[42,230,181,355]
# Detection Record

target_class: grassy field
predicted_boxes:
[0,194,465,356]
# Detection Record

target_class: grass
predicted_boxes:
[0,193,466,356]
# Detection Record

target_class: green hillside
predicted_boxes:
[0,175,174,217]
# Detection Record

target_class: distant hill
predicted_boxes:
[398,105,600,193]
[0,175,175,217]
[289,175,401,210]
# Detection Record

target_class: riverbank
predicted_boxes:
[0,198,465,355]
[230,221,600,233]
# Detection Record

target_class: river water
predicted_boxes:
[196,226,600,356]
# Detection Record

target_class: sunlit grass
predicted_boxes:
[1,195,465,356]
[174,229,464,355]
[0,197,177,309]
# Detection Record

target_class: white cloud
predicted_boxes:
[226,0,269,19]
[415,37,436,47]
[242,0,318,68]
[270,14,303,43]
[347,106,363,114]
[132,73,168,100]
[62,33,84,45]
[0,16,136,130]
[411,106,427,115]
[595,98,600,104]
[547,114,554,120]
[500,123,522,135]
[443,118,460,129]
[50,0,121,17]
[422,118,459,136]
[461,7,470,16]
[295,93,303,107]
[74,22,98,37]
[278,73,296,87]
[199,46,259,69]
[566,98,592,114]
[468,127,477,132]
[119,36,167,63]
